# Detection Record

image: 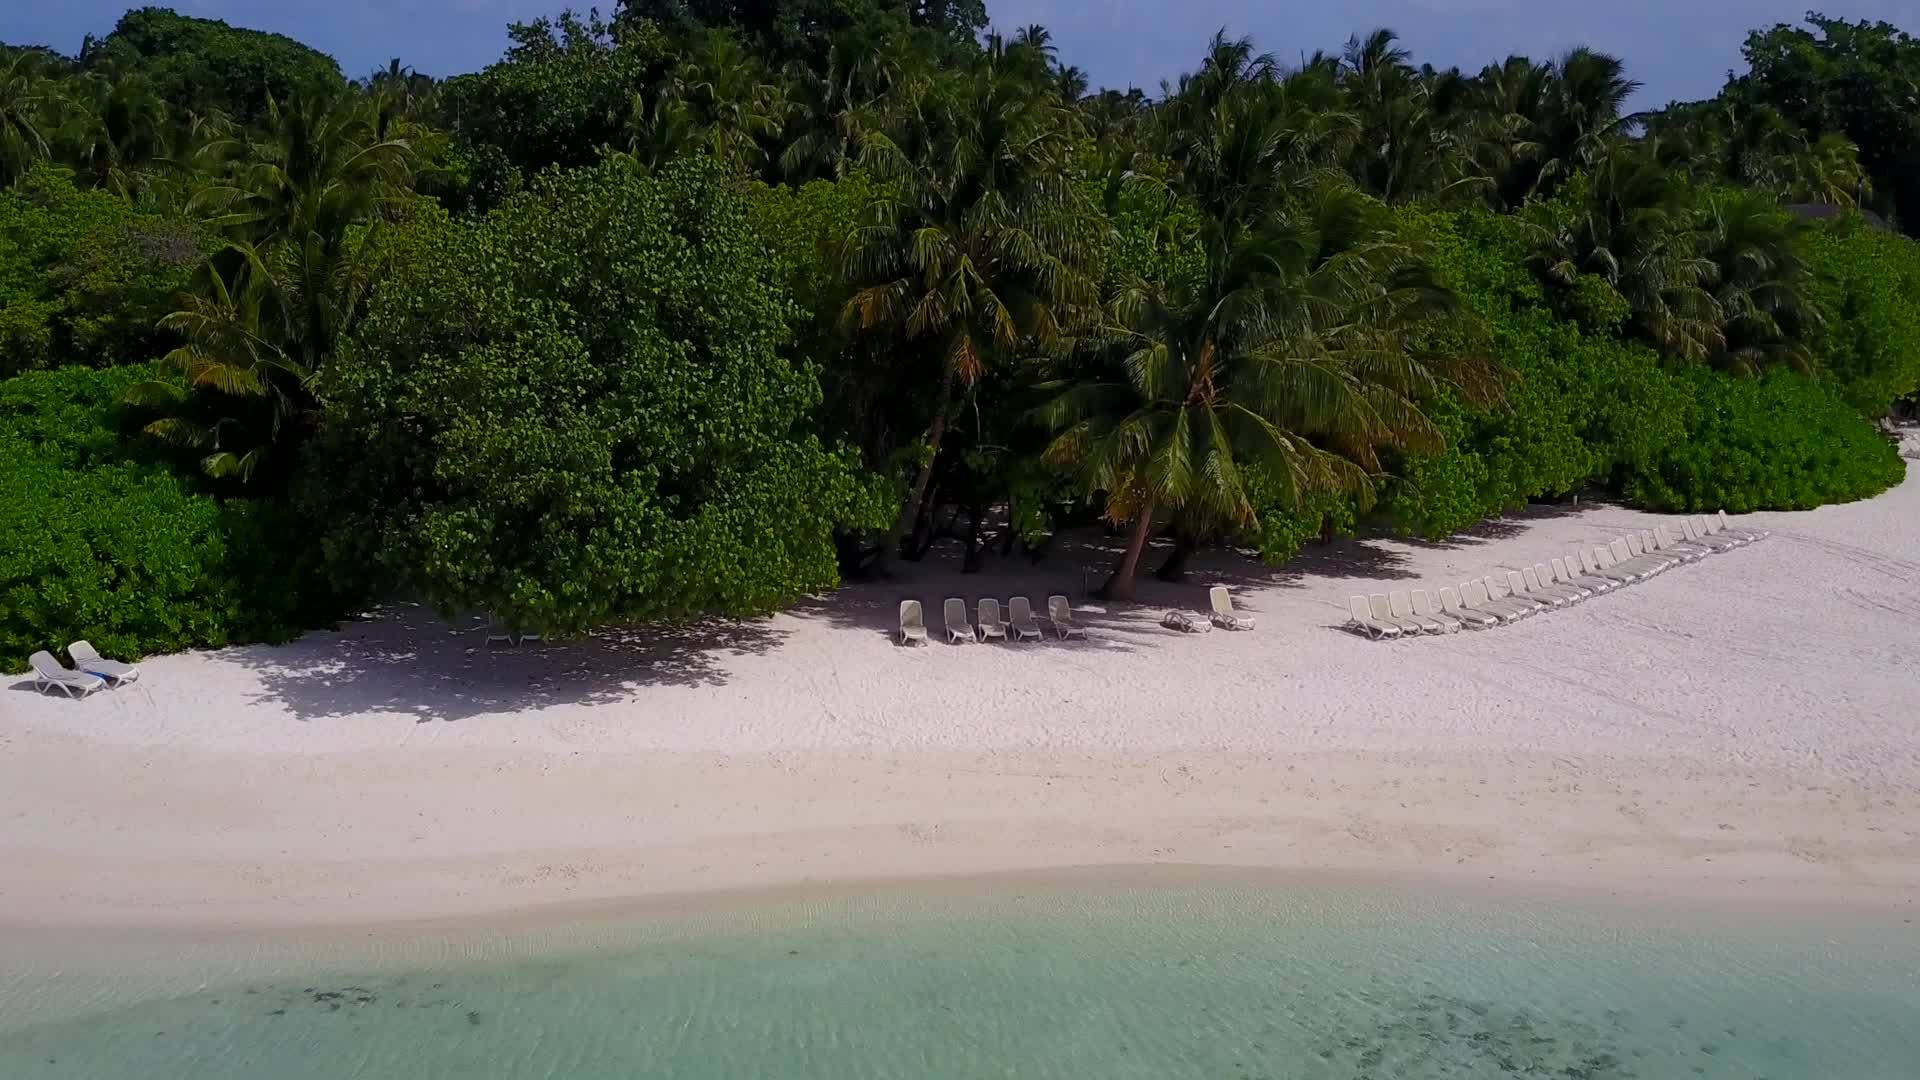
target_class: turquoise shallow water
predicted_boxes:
[2,881,1916,1078]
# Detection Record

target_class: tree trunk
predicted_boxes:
[1098,499,1156,602]
[1154,532,1196,581]
[894,376,954,559]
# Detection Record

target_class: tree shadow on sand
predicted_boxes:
[792,526,1417,645]
[228,600,789,723]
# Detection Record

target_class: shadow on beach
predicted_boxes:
[227,601,790,723]
[217,505,1595,723]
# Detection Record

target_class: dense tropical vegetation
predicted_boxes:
[3,5,1916,666]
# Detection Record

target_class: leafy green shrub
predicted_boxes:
[0,366,319,672]
[1624,367,1903,512]
[306,157,891,635]
[1246,483,1359,565]
[1799,214,1920,416]
[80,7,345,123]
[0,166,207,375]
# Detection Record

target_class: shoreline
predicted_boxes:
[2,747,1915,934]
[4,471,1918,940]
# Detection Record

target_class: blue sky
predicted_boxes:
[4,1,1916,107]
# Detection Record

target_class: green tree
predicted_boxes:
[78,7,346,124]
[1040,72,1449,599]
[305,158,887,634]
[1732,13,1920,233]
[0,48,62,187]
[842,37,1099,558]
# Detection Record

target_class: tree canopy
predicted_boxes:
[1,3,1915,666]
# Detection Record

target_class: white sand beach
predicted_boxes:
[4,464,1918,930]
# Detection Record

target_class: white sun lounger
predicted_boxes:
[1525,565,1583,605]
[943,598,972,643]
[1608,538,1663,579]
[1652,525,1708,562]
[1347,595,1401,640]
[1514,567,1569,608]
[1592,545,1643,584]
[67,641,138,684]
[1439,585,1499,630]
[976,598,1008,643]
[1409,589,1462,633]
[30,651,106,698]
[1007,597,1044,642]
[1627,532,1680,573]
[1706,512,1766,544]
[898,600,929,645]
[1046,595,1087,640]
[1553,556,1614,596]
[1497,572,1552,614]
[1208,586,1254,631]
[1696,514,1750,547]
[1390,589,1446,634]
[1369,593,1426,636]
[1471,578,1534,621]
[1583,546,1636,585]
[1681,516,1740,552]
[1534,562,1590,601]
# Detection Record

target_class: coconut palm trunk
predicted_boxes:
[1099,497,1156,601]
[894,375,954,558]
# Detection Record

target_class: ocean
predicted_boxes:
[2,876,1915,1078]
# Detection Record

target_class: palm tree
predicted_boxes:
[0,48,60,186]
[130,245,306,481]
[843,40,1098,557]
[654,32,789,176]
[1694,190,1816,375]
[191,91,413,250]
[1523,145,1716,359]
[1039,77,1448,599]
[1525,48,1642,199]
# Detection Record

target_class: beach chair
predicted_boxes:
[29,651,105,698]
[1369,593,1426,636]
[942,598,972,644]
[1652,525,1708,562]
[484,613,516,648]
[1006,597,1045,642]
[976,598,1008,643]
[1208,586,1254,631]
[1439,586,1498,630]
[898,600,929,645]
[1465,579,1529,623]
[1046,595,1087,640]
[1346,595,1400,640]
[1527,564,1585,604]
[1529,564,1584,603]
[1390,589,1446,634]
[1553,556,1614,596]
[1627,532,1679,573]
[1409,589,1462,633]
[67,641,139,684]
[1695,514,1749,547]
[1161,609,1209,633]
[1592,545,1642,584]
[1626,534,1678,574]
[1510,568,1567,609]
[1608,538,1661,579]
[1718,509,1769,541]
[1498,572,1552,614]
[1681,516,1740,552]
[1582,547,1636,586]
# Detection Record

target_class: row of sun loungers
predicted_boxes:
[28,642,140,698]
[899,595,1087,645]
[900,585,1257,645]
[1345,512,1769,640]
